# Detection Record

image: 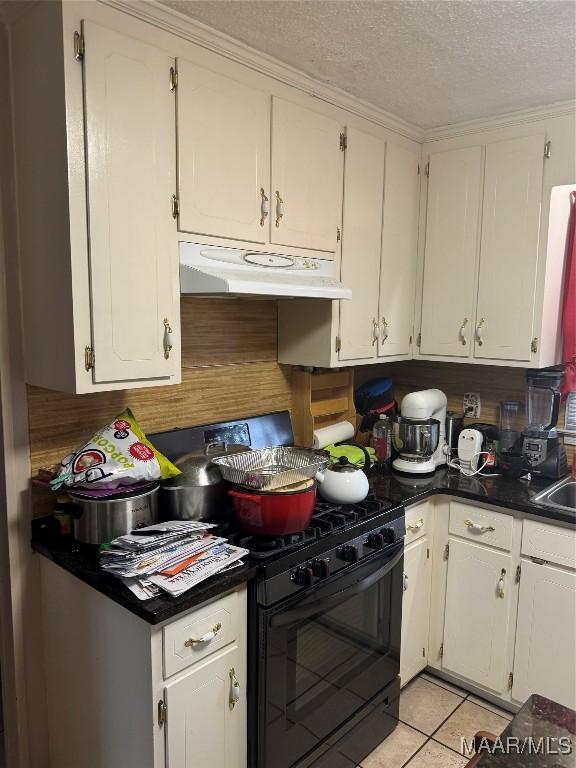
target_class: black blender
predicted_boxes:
[521,369,568,479]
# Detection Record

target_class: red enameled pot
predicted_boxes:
[228,480,316,535]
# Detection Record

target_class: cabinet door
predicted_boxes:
[474,135,545,361]
[513,559,576,709]
[165,644,246,768]
[338,128,385,360]
[442,538,513,693]
[400,537,431,686]
[270,98,343,252]
[419,146,482,357]
[177,62,270,243]
[378,144,420,357]
[83,21,178,383]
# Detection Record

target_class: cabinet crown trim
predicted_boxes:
[101,0,424,141]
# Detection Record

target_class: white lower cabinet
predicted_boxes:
[442,538,514,695]
[400,537,431,686]
[165,644,246,768]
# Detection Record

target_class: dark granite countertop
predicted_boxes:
[476,693,575,767]
[31,517,257,626]
[370,466,575,526]
[31,467,573,626]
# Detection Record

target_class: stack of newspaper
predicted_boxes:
[100,520,248,600]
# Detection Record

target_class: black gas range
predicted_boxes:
[152,411,405,768]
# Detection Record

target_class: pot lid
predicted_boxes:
[169,443,248,487]
[329,456,362,473]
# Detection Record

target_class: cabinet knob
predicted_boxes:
[163,318,173,360]
[275,191,284,227]
[229,668,240,709]
[372,318,380,345]
[459,317,469,346]
[183,622,222,647]
[381,317,389,342]
[476,317,486,346]
[259,188,269,227]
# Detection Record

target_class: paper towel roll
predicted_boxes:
[313,420,355,449]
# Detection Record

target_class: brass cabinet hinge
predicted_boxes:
[339,132,347,151]
[531,337,538,354]
[171,194,179,219]
[417,163,421,175]
[422,647,426,658]
[84,346,95,372]
[544,140,551,159]
[507,672,513,690]
[158,699,167,726]
[336,226,341,242]
[74,31,85,61]
[515,564,521,584]
[444,543,449,560]
[427,547,430,559]
[335,336,341,353]
[425,161,430,178]
[416,332,422,347]
[169,66,178,92]
[439,643,444,658]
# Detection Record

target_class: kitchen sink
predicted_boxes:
[533,475,576,513]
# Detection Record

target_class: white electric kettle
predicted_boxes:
[315,450,370,504]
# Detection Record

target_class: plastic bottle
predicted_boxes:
[373,414,392,464]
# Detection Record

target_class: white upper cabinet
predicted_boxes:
[378,144,420,358]
[338,129,385,361]
[419,146,482,358]
[176,62,271,243]
[270,98,343,253]
[84,21,179,384]
[474,135,545,361]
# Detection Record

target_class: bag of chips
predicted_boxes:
[50,409,180,490]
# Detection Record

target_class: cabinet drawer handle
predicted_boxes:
[459,317,469,346]
[229,667,240,709]
[372,318,380,345]
[163,318,173,360]
[407,518,424,533]
[183,622,222,647]
[496,568,506,599]
[275,191,284,227]
[403,573,408,592]
[476,317,486,346]
[464,519,495,534]
[260,188,269,227]
[381,317,389,342]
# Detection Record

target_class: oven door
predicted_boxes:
[258,542,403,768]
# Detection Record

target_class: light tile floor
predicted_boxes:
[360,672,513,768]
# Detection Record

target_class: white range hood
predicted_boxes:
[179,242,352,300]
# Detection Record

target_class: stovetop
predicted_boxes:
[221,492,404,578]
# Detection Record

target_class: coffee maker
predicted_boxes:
[521,369,567,479]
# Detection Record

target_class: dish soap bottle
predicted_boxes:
[372,414,392,465]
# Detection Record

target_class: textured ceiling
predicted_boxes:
[159,0,576,129]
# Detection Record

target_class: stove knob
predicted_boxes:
[381,528,396,544]
[312,558,330,579]
[340,545,359,563]
[366,532,385,550]
[293,566,314,587]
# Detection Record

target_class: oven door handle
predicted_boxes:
[270,545,403,628]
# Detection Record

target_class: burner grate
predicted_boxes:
[223,492,393,560]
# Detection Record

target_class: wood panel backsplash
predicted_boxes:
[28,297,291,474]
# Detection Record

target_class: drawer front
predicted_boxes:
[405,504,431,544]
[522,518,576,570]
[449,501,513,551]
[163,590,242,678]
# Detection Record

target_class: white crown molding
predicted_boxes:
[424,100,576,142]
[99,0,425,142]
